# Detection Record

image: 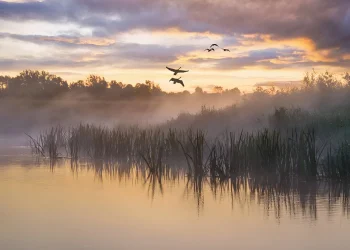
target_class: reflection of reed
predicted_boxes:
[144,172,163,200]
[327,182,350,217]
[143,167,181,201]
[41,159,350,220]
[186,175,350,220]
[184,176,205,215]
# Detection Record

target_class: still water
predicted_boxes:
[1,150,350,250]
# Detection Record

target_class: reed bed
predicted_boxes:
[28,124,350,180]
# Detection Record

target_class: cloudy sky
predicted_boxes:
[0,0,350,91]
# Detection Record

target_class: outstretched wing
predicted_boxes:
[177,69,189,73]
[166,66,176,73]
[210,44,219,47]
[179,80,185,87]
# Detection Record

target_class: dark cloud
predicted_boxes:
[0,32,115,48]
[0,32,197,70]
[1,0,350,73]
[0,0,66,21]
[0,30,197,60]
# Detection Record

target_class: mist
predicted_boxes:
[1,70,350,147]
[0,70,242,146]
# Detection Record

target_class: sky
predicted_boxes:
[0,0,350,92]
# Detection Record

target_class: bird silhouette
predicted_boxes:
[222,48,230,52]
[210,44,219,48]
[169,77,184,87]
[205,48,215,52]
[166,66,189,75]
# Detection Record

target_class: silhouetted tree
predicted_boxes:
[344,73,350,87]
[122,84,135,98]
[109,80,124,90]
[6,70,68,99]
[195,87,204,94]
[223,87,240,96]
[0,69,245,101]
[108,80,124,99]
[213,86,223,94]
[70,80,86,90]
[0,75,10,98]
[85,75,108,95]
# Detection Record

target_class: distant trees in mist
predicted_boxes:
[0,70,241,100]
[1,69,349,106]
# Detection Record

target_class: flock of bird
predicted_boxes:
[205,43,230,52]
[166,43,230,87]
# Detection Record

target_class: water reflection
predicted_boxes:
[4,152,350,250]
[18,158,349,221]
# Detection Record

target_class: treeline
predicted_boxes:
[0,70,241,100]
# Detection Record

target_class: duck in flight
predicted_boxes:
[169,77,184,87]
[166,66,189,75]
[205,48,215,52]
[210,44,219,48]
[222,48,230,52]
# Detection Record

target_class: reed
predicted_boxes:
[26,125,66,159]
[324,142,350,180]
[178,129,210,176]
[28,123,350,180]
[138,129,165,176]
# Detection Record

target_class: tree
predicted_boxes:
[0,75,10,97]
[213,86,223,94]
[223,87,241,96]
[135,82,151,98]
[85,75,108,94]
[0,76,9,90]
[109,80,124,90]
[344,73,350,87]
[70,80,86,90]
[6,70,68,98]
[122,84,135,97]
[182,90,190,96]
[195,87,204,94]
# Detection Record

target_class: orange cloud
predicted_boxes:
[241,35,338,63]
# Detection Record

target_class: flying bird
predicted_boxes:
[205,48,215,52]
[210,44,219,48]
[169,77,184,87]
[222,48,230,52]
[166,66,189,75]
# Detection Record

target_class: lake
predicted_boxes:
[1,148,350,250]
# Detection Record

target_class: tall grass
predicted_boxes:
[27,125,66,159]
[28,124,350,180]
[324,142,350,180]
